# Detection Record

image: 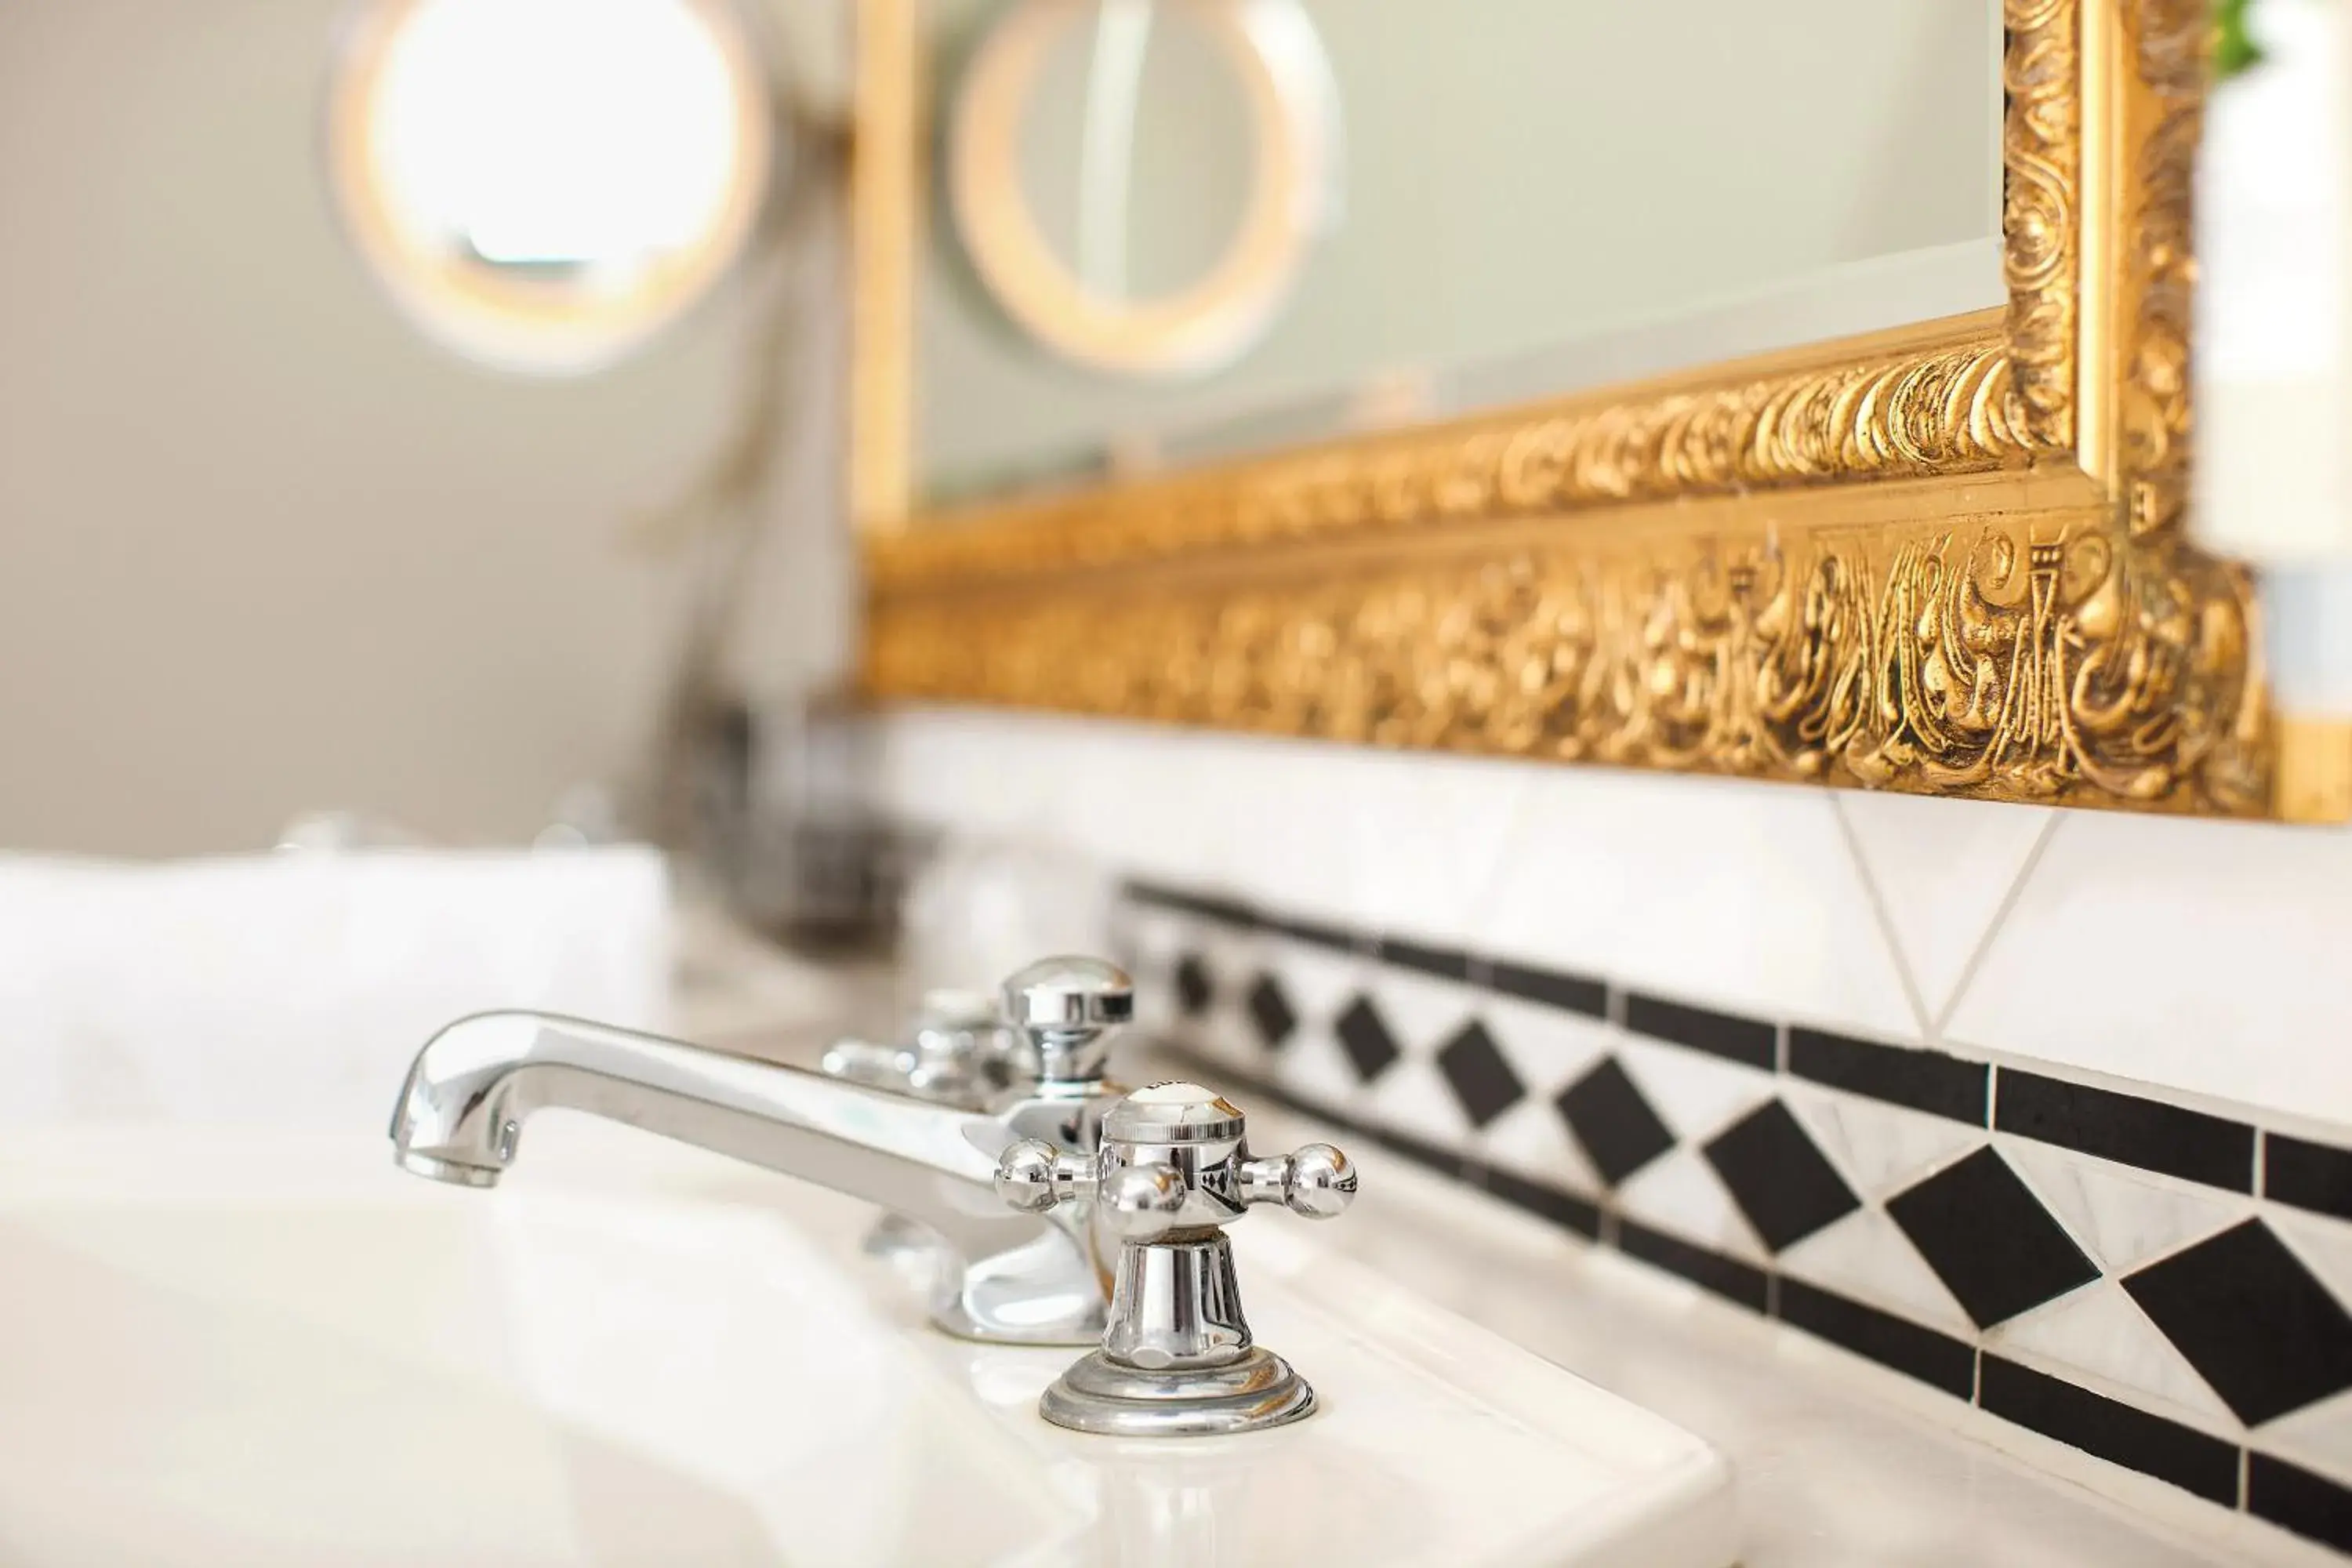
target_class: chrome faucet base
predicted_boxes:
[996,1080,1356,1437]
[1040,1345,1316,1437]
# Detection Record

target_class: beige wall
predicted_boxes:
[0,0,848,858]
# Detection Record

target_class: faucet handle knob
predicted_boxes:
[996,1137,1186,1241]
[1001,956,1132,1085]
[1002,956,1133,1034]
[996,1138,1091,1211]
[1239,1142,1359,1219]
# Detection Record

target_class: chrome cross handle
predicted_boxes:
[994,1141,1189,1240]
[994,1080,1357,1436]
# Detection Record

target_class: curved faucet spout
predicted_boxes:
[388,1011,1106,1344]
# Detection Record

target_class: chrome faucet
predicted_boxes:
[387,956,1137,1346]
[998,1080,1357,1436]
[819,988,1029,1110]
[822,987,1033,1265]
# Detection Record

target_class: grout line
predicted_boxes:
[2255,1127,2268,1199]
[2239,1446,2251,1512]
[1774,1021,1790,1076]
[1972,1346,1984,1406]
[1929,811,2063,1043]
[1828,793,1936,1044]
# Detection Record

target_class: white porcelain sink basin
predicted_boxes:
[0,1122,1735,1568]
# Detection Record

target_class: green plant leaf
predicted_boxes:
[2216,0,2267,81]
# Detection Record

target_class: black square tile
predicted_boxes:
[2267,1133,2352,1225]
[1994,1069,2254,1192]
[1173,954,1214,1018]
[1437,1021,1525,1129]
[1246,974,1296,1051]
[2249,1453,2352,1552]
[1702,1100,1860,1253]
[2124,1218,2352,1426]
[1787,1026,1988,1124]
[1555,1058,1675,1188]
[1334,996,1402,1084]
[1978,1355,2240,1505]
[1886,1146,2098,1328]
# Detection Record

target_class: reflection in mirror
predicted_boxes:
[917,0,2001,509]
[949,0,1339,380]
[328,0,778,374]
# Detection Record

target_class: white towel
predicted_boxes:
[0,846,671,1128]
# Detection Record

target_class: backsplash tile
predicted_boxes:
[2249,1455,2352,1555]
[1623,993,1777,1069]
[1939,810,2352,1126]
[1484,956,1607,1020]
[1994,1070,2257,1193]
[1786,1025,1987,1123]
[1885,1148,2100,1330]
[1986,1280,2239,1431]
[1701,1101,1860,1254]
[1777,1275,1976,1398]
[2267,1133,2352,1223]
[1557,1058,1675,1188]
[2123,1221,2352,1428]
[1120,877,2352,1555]
[1831,793,2054,1027]
[1978,1356,2243,1508]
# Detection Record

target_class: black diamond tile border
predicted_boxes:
[1334,995,1402,1083]
[1704,1102,1860,1254]
[2123,1220,2352,1426]
[1173,953,1214,1018]
[1121,878,2352,1552]
[1437,1021,1525,1129]
[1886,1147,2099,1329]
[1246,974,1296,1051]
[1555,1058,1675,1188]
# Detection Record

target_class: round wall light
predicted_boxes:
[327,0,778,373]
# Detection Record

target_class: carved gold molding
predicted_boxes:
[855,0,2343,820]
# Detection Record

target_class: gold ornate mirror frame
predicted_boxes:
[850,0,2352,822]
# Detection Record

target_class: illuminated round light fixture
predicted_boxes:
[949,0,1340,379]
[328,0,775,373]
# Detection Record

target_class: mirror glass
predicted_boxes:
[328,0,777,375]
[916,0,2002,509]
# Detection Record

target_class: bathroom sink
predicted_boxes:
[0,1120,1735,1568]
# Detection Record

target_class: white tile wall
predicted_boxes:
[877,708,2352,1131]
[1945,811,2352,1127]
